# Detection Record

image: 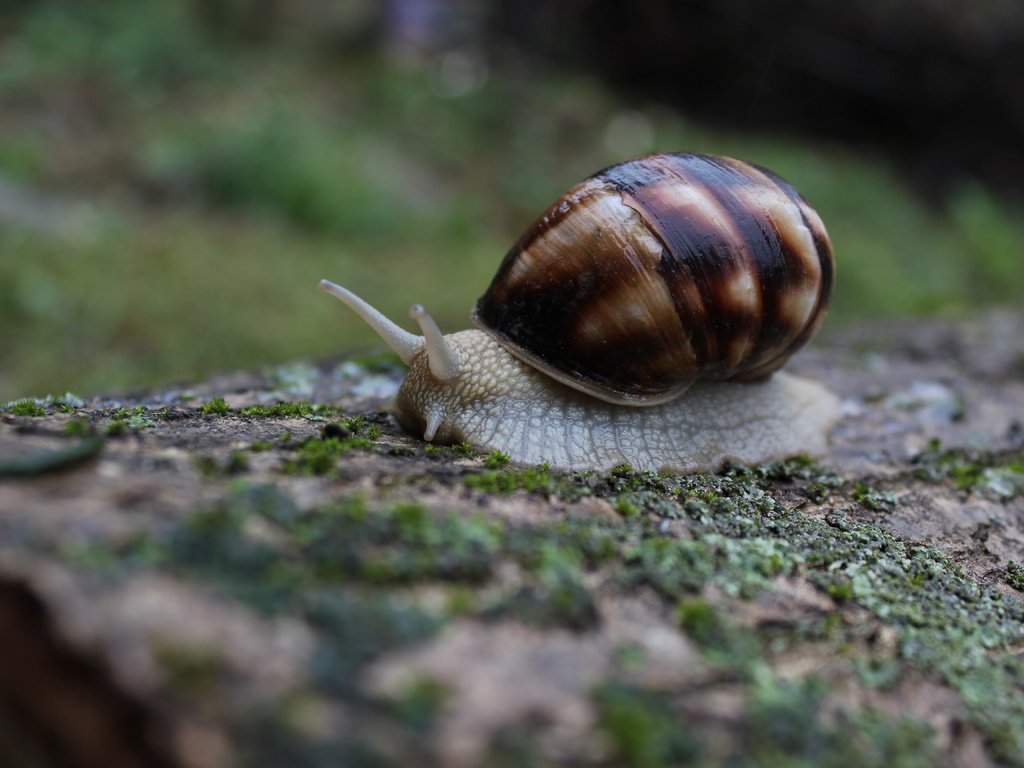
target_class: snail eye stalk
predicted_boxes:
[409,304,460,383]
[318,279,423,365]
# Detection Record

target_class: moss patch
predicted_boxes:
[5,399,48,417]
[423,442,478,461]
[42,454,1024,765]
[593,683,700,768]
[200,397,230,416]
[914,441,1024,498]
[231,416,387,476]
[239,401,346,420]
[1,393,85,416]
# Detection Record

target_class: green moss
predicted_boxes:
[737,678,937,767]
[423,442,478,460]
[484,580,598,630]
[3,393,86,416]
[192,455,217,477]
[1005,562,1024,592]
[853,656,903,690]
[532,465,1024,763]
[913,441,1024,497]
[621,528,793,602]
[622,536,714,597]
[484,541,598,630]
[676,599,759,668]
[852,481,899,511]
[302,591,442,693]
[47,458,1024,764]
[593,683,699,768]
[55,393,85,412]
[392,677,448,733]
[102,407,157,433]
[239,400,346,419]
[60,531,163,575]
[201,397,230,416]
[6,398,47,417]
[803,481,832,504]
[192,451,249,477]
[827,580,856,603]
[226,451,249,474]
[483,450,511,469]
[280,434,374,475]
[980,466,1024,499]
[301,501,502,585]
[726,455,823,483]
[64,418,90,437]
[127,413,157,431]
[614,496,641,518]
[463,463,557,495]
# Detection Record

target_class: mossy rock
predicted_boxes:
[1,311,1024,767]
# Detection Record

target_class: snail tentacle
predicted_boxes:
[422,405,445,442]
[409,304,460,383]
[318,279,423,364]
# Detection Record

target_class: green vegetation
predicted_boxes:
[193,451,250,478]
[593,683,699,768]
[280,434,374,475]
[63,418,90,437]
[201,398,230,416]
[423,442,478,460]
[38,454,1024,764]
[677,599,758,667]
[1006,562,1024,592]
[736,678,937,768]
[1,2,1022,401]
[49,468,983,765]
[5,399,48,417]
[483,450,511,469]
[913,440,1024,499]
[102,405,160,435]
[463,463,559,495]
[591,676,935,768]
[240,401,346,419]
[1,393,85,416]
[200,397,353,421]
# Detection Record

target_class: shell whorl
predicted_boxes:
[472,153,834,405]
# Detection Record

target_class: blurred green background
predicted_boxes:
[2,1,1022,402]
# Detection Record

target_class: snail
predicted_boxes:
[319,152,839,472]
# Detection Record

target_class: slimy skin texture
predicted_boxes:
[394,330,839,473]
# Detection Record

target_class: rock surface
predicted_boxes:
[1,311,1024,768]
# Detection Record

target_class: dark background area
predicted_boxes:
[487,0,1024,201]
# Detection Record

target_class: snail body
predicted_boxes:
[320,153,839,472]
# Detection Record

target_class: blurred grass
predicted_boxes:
[1,1,1022,401]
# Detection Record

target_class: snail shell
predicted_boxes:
[318,152,839,472]
[474,153,833,404]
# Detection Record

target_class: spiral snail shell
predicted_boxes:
[319,153,839,472]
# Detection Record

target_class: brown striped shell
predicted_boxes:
[472,153,834,405]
